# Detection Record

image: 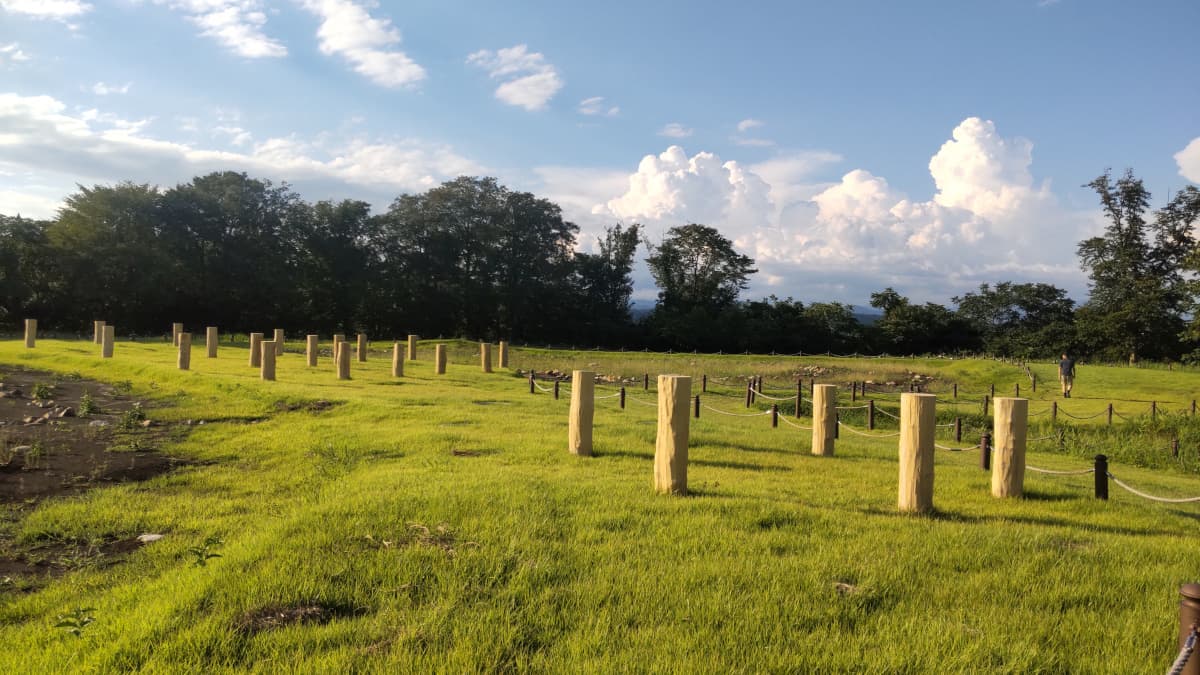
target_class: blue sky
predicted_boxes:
[1,0,1197,307]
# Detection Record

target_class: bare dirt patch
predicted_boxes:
[0,535,145,584]
[235,603,363,635]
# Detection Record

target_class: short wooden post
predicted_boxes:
[1179,584,1200,675]
[702,374,707,393]
[1094,455,1108,500]
[795,382,803,419]
[434,344,447,375]
[270,329,282,356]
[898,393,936,513]
[983,395,989,416]
[1193,400,1197,416]
[206,327,218,358]
[333,334,345,364]
[812,384,837,456]
[1172,438,1179,458]
[868,400,876,430]
[306,335,318,367]
[94,320,105,344]
[172,322,183,346]
[1051,401,1058,423]
[619,387,626,409]
[1152,401,1157,420]
[954,417,962,442]
[249,332,263,367]
[554,380,560,399]
[101,325,114,358]
[337,341,351,380]
[991,397,1028,498]
[990,383,995,398]
[177,332,191,370]
[750,377,757,404]
[1031,375,1036,393]
[694,395,700,419]
[480,342,493,373]
[357,334,368,363]
[1014,383,1020,397]
[407,335,418,361]
[392,342,403,377]
[643,373,649,391]
[261,341,276,381]
[809,379,814,396]
[980,433,991,471]
[1107,403,1113,425]
[528,373,536,394]
[498,341,509,368]
[23,319,36,348]
[568,370,594,456]
[834,413,840,439]
[772,404,779,428]
[654,375,691,495]
[745,381,752,408]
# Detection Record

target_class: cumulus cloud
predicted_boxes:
[91,81,131,95]
[578,96,619,117]
[154,0,286,58]
[0,92,485,217]
[300,0,425,87]
[1176,137,1200,183]
[658,123,692,138]
[0,0,90,22]
[467,45,562,111]
[0,43,30,65]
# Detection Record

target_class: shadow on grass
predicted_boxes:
[593,447,789,473]
[855,505,1182,537]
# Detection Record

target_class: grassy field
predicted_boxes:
[1,338,1199,672]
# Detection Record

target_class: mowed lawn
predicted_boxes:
[1,338,1199,672]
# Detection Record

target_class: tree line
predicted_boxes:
[1,169,1196,361]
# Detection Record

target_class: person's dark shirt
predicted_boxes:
[1059,358,1075,376]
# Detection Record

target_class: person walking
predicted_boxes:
[1058,352,1076,398]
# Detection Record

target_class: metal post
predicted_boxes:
[980,433,991,471]
[954,417,962,442]
[553,380,560,400]
[694,394,700,419]
[772,404,778,428]
[1094,455,1108,500]
[868,400,876,430]
[1181,584,1200,675]
[619,387,626,409]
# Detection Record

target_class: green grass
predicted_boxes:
[1,338,1198,672]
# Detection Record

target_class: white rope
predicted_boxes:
[1028,434,1058,442]
[875,408,900,420]
[935,422,956,428]
[1060,408,1107,420]
[594,392,622,400]
[1108,475,1200,503]
[1026,465,1094,476]
[702,404,774,418]
[837,422,901,438]
[748,387,795,402]
[532,381,555,393]
[625,395,658,408]
[933,442,977,451]
[778,415,812,431]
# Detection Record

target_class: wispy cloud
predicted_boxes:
[658,123,693,138]
[91,81,132,95]
[468,44,563,111]
[300,0,425,88]
[578,96,619,117]
[153,0,287,58]
[0,43,30,65]
[736,118,764,132]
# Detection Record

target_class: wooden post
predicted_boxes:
[305,335,318,367]
[795,381,803,419]
[357,334,368,363]
[261,341,276,381]
[101,325,114,358]
[953,383,958,399]
[702,374,707,393]
[206,327,218,358]
[249,332,263,367]
[868,400,876,430]
[1094,455,1108,500]
[498,341,509,368]
[1179,584,1200,675]
[991,397,1028,498]
[407,335,418,361]
[1193,400,1197,416]
[554,380,560,400]
[23,319,36,348]
[619,387,626,409]
[1106,403,1113,425]
[94,320,105,344]
[1032,375,1036,393]
[568,370,594,456]
[898,393,936,514]
[852,382,858,402]
[1172,438,1180,458]
[391,342,404,377]
[1014,383,1020,397]
[1152,401,1157,420]
[812,384,837,456]
[990,383,995,398]
[333,334,345,364]
[177,332,191,370]
[694,395,701,419]
[654,375,691,495]
[980,433,991,471]
[772,404,779,428]
[1050,401,1057,423]
[983,395,989,416]
[434,344,447,375]
[480,342,493,373]
[337,341,351,380]
[271,329,283,356]
[643,373,649,391]
[954,416,962,442]
[750,377,757,405]
[172,322,183,346]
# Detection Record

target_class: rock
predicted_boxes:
[137,534,165,543]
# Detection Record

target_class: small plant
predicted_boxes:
[188,536,224,567]
[118,403,146,430]
[32,383,53,401]
[113,380,133,394]
[54,607,96,637]
[78,391,99,417]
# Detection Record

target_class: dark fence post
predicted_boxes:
[772,405,778,428]
[643,373,649,391]
[745,381,752,408]
[619,387,626,409]
[1015,383,1020,397]
[1192,399,1197,416]
[702,374,707,393]
[990,383,996,398]
[983,395,990,416]
[1051,401,1057,423]
[553,380,560,400]
[1152,401,1157,420]
[1173,438,1180,458]
[529,373,535,394]
[1094,455,1108,500]
[852,382,857,402]
[694,395,700,419]
[980,433,991,471]
[868,400,876,430]
[1107,403,1113,426]
[953,383,958,400]
[1032,375,1036,392]
[954,417,962,442]
[834,413,839,439]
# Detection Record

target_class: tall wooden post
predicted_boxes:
[391,342,404,377]
[206,327,218,358]
[336,341,351,380]
[261,341,276,381]
[172,322,183,347]
[177,332,191,370]
[812,384,837,456]
[480,342,493,373]
[407,334,418,361]
[569,370,594,457]
[434,344,447,375]
[356,334,367,362]
[654,375,691,495]
[94,320,105,344]
[273,329,284,356]
[991,397,1028,498]
[898,393,936,513]
[498,341,509,368]
[23,319,36,348]
[248,333,263,367]
[305,335,318,367]
[101,325,114,358]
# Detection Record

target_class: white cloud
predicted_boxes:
[658,123,692,139]
[0,43,30,65]
[737,118,763,133]
[214,124,252,146]
[0,0,90,21]
[154,1,286,58]
[578,96,619,117]
[1176,137,1200,183]
[734,137,775,148]
[467,45,563,111]
[91,81,132,95]
[299,0,425,87]
[0,92,485,216]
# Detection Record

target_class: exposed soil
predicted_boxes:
[235,603,363,635]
